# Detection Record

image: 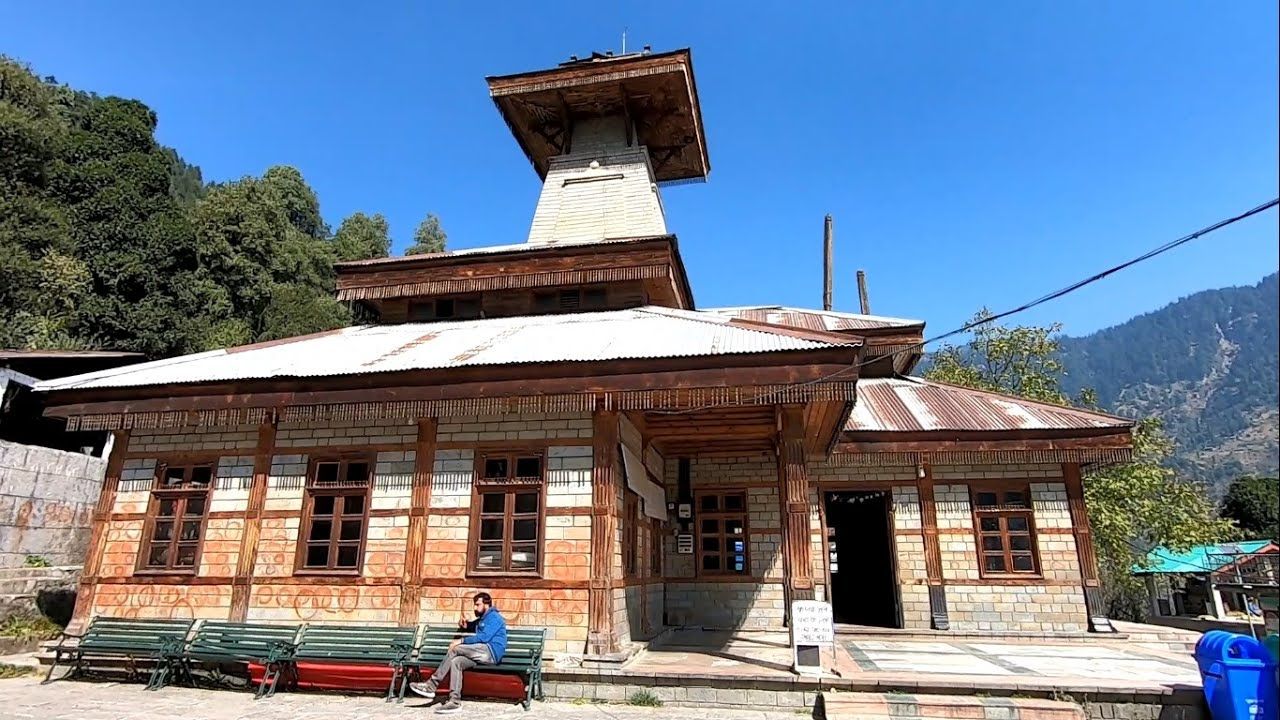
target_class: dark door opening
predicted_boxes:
[825,491,900,627]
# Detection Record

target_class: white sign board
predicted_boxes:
[791,600,834,645]
[676,534,694,554]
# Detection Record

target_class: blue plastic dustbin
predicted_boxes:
[1194,630,1278,720]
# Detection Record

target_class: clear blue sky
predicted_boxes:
[4,2,1277,338]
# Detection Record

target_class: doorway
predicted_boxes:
[824,490,900,627]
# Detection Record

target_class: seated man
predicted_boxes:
[410,591,508,715]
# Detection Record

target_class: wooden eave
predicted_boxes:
[333,235,695,309]
[43,346,861,420]
[837,427,1134,453]
[486,49,709,183]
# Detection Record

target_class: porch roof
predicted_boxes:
[703,306,924,332]
[35,307,859,392]
[846,376,1133,433]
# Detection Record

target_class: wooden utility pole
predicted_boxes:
[822,215,834,311]
[856,269,871,315]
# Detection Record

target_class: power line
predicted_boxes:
[653,196,1280,415]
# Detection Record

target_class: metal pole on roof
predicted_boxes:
[822,215,834,312]
[856,269,871,315]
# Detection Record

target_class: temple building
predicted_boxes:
[37,48,1133,660]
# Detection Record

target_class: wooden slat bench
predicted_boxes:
[43,616,196,690]
[393,625,545,710]
[182,621,302,697]
[262,623,418,699]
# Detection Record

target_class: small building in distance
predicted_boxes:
[36,48,1134,658]
[1136,540,1278,628]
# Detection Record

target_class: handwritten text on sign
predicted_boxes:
[791,600,834,646]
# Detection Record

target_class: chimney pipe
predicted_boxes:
[822,214,834,312]
[856,269,871,315]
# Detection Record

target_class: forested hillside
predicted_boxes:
[0,57,445,357]
[1059,273,1279,490]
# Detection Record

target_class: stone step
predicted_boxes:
[819,692,1085,720]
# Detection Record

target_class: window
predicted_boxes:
[532,286,609,315]
[140,463,214,572]
[971,486,1040,576]
[298,458,372,572]
[623,491,640,578]
[408,295,481,322]
[696,492,749,575]
[470,452,544,575]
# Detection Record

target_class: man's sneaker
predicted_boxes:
[408,680,439,698]
[435,698,463,715]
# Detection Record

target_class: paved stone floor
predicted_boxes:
[0,677,804,720]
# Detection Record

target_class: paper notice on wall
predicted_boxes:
[620,443,666,520]
[791,600,834,646]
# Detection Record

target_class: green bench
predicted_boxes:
[392,625,545,710]
[181,621,302,697]
[262,623,419,700]
[43,616,196,690]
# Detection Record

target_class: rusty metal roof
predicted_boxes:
[334,236,665,268]
[847,377,1132,432]
[704,306,924,332]
[36,307,858,392]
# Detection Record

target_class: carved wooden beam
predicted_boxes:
[917,463,949,630]
[777,405,814,611]
[230,422,276,622]
[70,430,130,631]
[1063,462,1113,632]
[587,410,621,655]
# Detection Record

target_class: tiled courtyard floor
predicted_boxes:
[0,677,804,720]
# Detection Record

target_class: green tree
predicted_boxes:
[331,212,391,262]
[405,213,447,255]
[1220,475,1280,540]
[925,311,1231,621]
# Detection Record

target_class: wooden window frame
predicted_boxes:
[970,484,1042,578]
[295,455,375,575]
[532,285,610,315]
[136,459,218,575]
[408,295,482,322]
[623,491,640,578]
[694,490,751,577]
[467,449,547,578]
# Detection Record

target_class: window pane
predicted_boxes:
[316,463,339,484]
[180,521,201,541]
[534,293,556,313]
[702,537,721,552]
[153,521,174,541]
[158,499,178,517]
[484,458,508,479]
[343,494,365,515]
[515,457,541,479]
[1012,554,1035,572]
[982,536,1005,551]
[583,287,607,308]
[340,520,363,541]
[702,555,721,571]
[346,462,369,484]
[699,495,718,512]
[1007,516,1029,532]
[163,466,186,486]
[184,496,206,517]
[725,519,744,535]
[476,543,502,569]
[309,519,332,541]
[514,492,539,514]
[984,554,1007,572]
[313,495,335,516]
[408,303,432,322]
[456,297,480,319]
[175,545,197,567]
[436,298,455,318]
[974,492,998,508]
[723,495,745,511]
[510,543,537,571]
[190,466,213,486]
[1010,535,1032,551]
[480,519,504,540]
[979,517,999,532]
[701,519,719,534]
[305,545,329,568]
[1004,491,1027,508]
[513,518,537,542]
[336,545,360,568]
[147,544,169,567]
[481,493,505,514]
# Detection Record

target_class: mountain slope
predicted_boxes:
[1059,272,1279,490]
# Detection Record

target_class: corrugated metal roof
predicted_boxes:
[334,236,666,268]
[846,377,1131,432]
[36,307,858,392]
[704,306,924,332]
[1133,541,1275,575]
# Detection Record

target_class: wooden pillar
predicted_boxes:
[917,462,950,630]
[777,406,814,609]
[588,410,620,656]
[1063,462,1113,632]
[399,418,438,626]
[70,430,129,631]
[229,423,276,622]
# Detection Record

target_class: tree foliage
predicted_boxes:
[405,213,447,255]
[0,56,419,356]
[925,311,1232,621]
[1220,475,1279,541]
